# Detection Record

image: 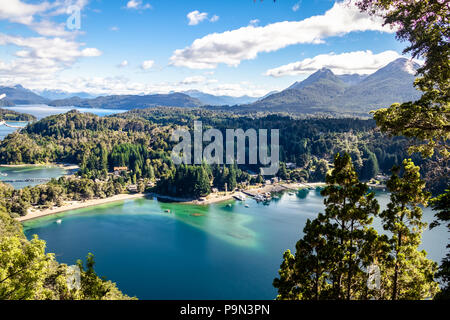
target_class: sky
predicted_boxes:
[0,0,411,97]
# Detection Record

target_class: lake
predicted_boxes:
[0,165,70,189]
[0,105,127,141]
[23,189,447,300]
[3,105,127,120]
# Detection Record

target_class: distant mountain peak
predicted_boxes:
[379,57,420,75]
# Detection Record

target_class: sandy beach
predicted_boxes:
[16,182,326,222]
[17,193,146,222]
[0,163,79,170]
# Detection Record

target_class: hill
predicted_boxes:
[243,58,421,115]
[0,85,48,105]
[48,92,203,109]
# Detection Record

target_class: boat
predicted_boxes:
[56,219,62,224]
[288,192,294,196]
[245,204,249,208]
[0,173,7,177]
[164,209,171,213]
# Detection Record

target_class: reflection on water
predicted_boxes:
[22,189,447,299]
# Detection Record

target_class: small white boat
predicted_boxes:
[56,219,62,224]
[245,204,250,208]
[288,192,294,196]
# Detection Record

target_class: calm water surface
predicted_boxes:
[0,165,69,189]
[23,189,447,299]
[0,105,126,141]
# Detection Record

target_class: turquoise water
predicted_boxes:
[23,190,448,299]
[0,165,69,189]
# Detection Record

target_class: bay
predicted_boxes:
[23,189,448,300]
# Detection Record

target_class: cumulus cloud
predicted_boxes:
[249,19,260,26]
[0,0,49,25]
[171,1,394,69]
[187,10,209,25]
[118,60,129,67]
[265,50,402,77]
[0,33,101,82]
[141,60,155,70]
[180,75,206,85]
[210,15,219,23]
[126,0,151,10]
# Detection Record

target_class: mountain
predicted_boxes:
[48,92,203,109]
[333,58,421,112]
[0,85,49,105]
[244,58,421,115]
[337,74,368,85]
[37,89,98,100]
[182,90,258,106]
[250,68,349,113]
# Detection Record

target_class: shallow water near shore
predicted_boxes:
[23,189,447,299]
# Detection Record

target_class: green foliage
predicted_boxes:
[430,189,450,299]
[0,211,133,300]
[0,108,36,121]
[274,154,439,300]
[357,0,450,158]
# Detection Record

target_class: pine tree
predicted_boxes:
[381,159,439,299]
[274,153,382,300]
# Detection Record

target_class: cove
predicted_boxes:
[23,189,448,300]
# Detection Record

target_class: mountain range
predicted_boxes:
[0,58,421,115]
[0,85,49,106]
[246,58,421,114]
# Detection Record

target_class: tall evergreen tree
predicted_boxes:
[274,153,382,300]
[381,159,439,299]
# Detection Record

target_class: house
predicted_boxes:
[113,166,128,176]
[127,184,138,193]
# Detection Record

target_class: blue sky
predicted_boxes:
[0,0,409,97]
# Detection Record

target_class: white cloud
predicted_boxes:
[210,15,219,23]
[265,50,402,77]
[0,33,102,82]
[0,93,6,100]
[249,19,259,26]
[171,1,394,69]
[187,10,208,26]
[126,0,151,10]
[180,75,206,85]
[292,1,301,12]
[0,0,49,25]
[110,26,119,31]
[118,60,129,67]
[141,60,154,70]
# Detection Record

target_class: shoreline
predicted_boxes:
[0,163,79,170]
[17,193,146,222]
[16,182,327,223]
